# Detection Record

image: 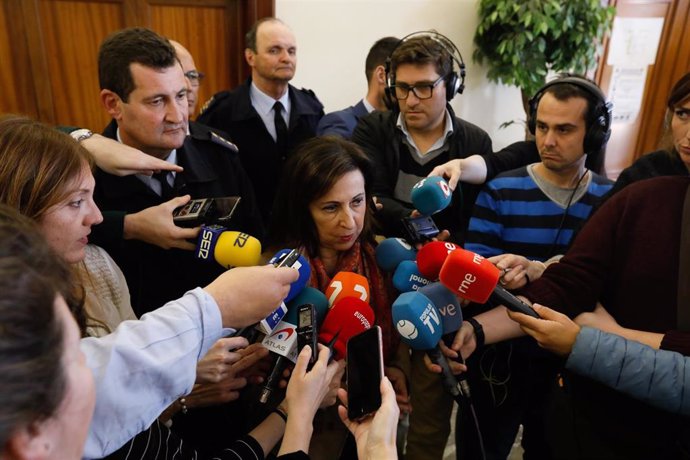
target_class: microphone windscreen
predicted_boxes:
[375,238,417,272]
[416,241,460,280]
[285,287,329,326]
[269,249,312,302]
[319,297,374,360]
[392,291,443,350]
[411,176,452,215]
[214,231,262,268]
[439,248,500,304]
[392,260,431,292]
[419,282,463,335]
[325,271,370,307]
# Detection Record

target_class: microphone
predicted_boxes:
[259,288,331,404]
[325,271,370,307]
[268,249,312,303]
[375,237,417,272]
[392,260,431,292]
[411,176,452,215]
[416,241,460,280]
[418,283,471,398]
[318,297,375,361]
[439,248,540,318]
[392,291,462,399]
[195,225,262,268]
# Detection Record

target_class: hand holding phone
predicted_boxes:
[346,326,383,421]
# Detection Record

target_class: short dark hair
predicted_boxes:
[365,36,399,82]
[98,27,177,101]
[659,71,690,153]
[0,206,70,449]
[542,75,607,173]
[245,17,284,52]
[268,137,376,257]
[390,35,453,81]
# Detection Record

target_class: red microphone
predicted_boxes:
[438,248,540,318]
[318,297,375,360]
[325,271,370,307]
[416,241,460,280]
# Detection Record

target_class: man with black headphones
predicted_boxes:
[352,31,493,460]
[455,75,614,460]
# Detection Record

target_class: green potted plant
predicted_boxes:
[473,0,615,116]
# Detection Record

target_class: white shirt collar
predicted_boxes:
[395,109,454,154]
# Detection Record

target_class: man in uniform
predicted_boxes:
[198,17,323,224]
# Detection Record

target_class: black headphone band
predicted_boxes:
[383,31,466,109]
[527,75,612,155]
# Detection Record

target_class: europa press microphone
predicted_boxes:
[194,225,262,268]
[258,288,329,404]
[439,248,540,318]
[319,297,375,361]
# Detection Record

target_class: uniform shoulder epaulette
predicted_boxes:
[199,91,230,117]
[209,131,239,153]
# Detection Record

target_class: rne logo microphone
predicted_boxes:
[457,273,477,295]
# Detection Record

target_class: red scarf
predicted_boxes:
[308,240,400,362]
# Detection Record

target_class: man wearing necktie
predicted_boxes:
[198,17,324,225]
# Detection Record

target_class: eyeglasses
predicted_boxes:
[184,70,205,87]
[391,75,445,100]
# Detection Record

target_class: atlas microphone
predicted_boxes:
[259,288,328,404]
[194,225,262,268]
[439,248,540,318]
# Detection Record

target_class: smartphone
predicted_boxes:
[346,326,383,421]
[296,303,318,364]
[173,196,241,227]
[401,215,440,244]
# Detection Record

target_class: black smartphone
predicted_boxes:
[346,326,383,421]
[173,196,241,227]
[296,303,318,364]
[401,215,440,244]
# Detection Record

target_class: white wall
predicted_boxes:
[276,0,526,150]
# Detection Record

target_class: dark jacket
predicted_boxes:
[352,106,496,243]
[316,99,369,139]
[94,120,263,316]
[197,79,324,224]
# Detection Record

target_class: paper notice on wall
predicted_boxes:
[609,67,647,124]
[607,17,664,67]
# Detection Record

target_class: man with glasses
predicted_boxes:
[171,40,204,116]
[352,33,493,460]
[352,34,492,244]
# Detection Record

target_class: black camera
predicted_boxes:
[172,196,241,227]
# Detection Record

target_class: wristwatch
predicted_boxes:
[466,317,485,350]
[70,128,93,143]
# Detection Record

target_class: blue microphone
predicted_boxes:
[375,237,417,272]
[392,291,463,399]
[419,283,462,335]
[411,176,452,215]
[286,287,329,327]
[269,249,311,302]
[393,260,431,292]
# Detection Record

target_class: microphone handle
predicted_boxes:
[259,354,287,404]
[441,333,472,399]
[427,347,461,398]
[490,285,540,318]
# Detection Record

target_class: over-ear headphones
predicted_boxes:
[383,31,466,110]
[527,75,612,154]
